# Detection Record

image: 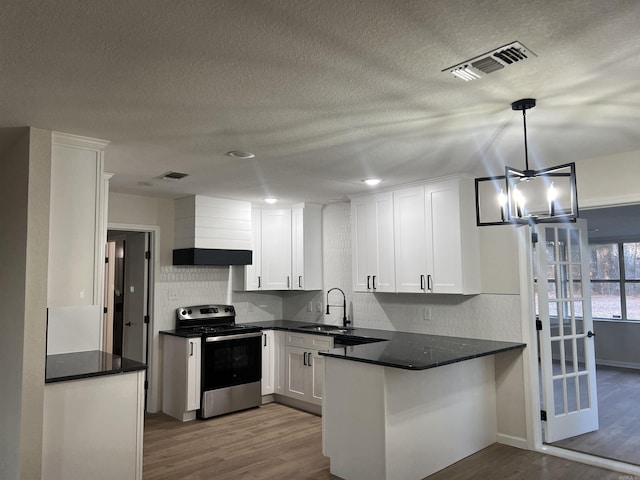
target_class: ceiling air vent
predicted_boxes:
[158,171,189,181]
[443,41,536,81]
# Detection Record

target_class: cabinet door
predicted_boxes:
[351,192,395,292]
[291,206,305,290]
[425,179,463,293]
[285,346,308,401]
[351,199,371,292]
[245,208,262,291]
[274,331,286,394]
[186,338,201,411]
[48,136,107,307]
[262,209,292,290]
[394,186,428,293]
[308,350,326,405]
[369,192,395,292]
[261,331,275,395]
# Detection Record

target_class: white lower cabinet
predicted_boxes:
[261,330,275,395]
[162,335,201,421]
[284,333,333,406]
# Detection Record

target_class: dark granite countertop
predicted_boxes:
[45,350,147,384]
[159,329,201,338]
[248,320,526,371]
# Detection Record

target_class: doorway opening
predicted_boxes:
[104,227,154,410]
[524,209,640,470]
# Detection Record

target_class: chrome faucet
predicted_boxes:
[326,287,350,328]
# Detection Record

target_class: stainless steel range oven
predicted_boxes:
[175,305,262,419]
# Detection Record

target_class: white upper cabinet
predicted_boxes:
[351,192,395,292]
[291,203,322,290]
[393,177,480,294]
[48,132,109,308]
[262,208,292,290]
[245,208,263,290]
[393,185,428,293]
[241,203,323,291]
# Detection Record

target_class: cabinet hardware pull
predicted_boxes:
[420,274,425,290]
[303,352,308,366]
[308,352,312,366]
[299,276,302,288]
[258,276,261,288]
[367,275,371,289]
[427,274,433,291]
[264,334,267,347]
[372,275,377,290]
[190,342,194,357]
[287,276,290,288]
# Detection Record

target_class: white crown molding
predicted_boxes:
[52,131,109,150]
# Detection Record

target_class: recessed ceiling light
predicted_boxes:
[264,197,279,204]
[225,150,255,159]
[363,178,382,186]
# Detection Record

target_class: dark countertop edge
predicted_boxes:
[45,352,147,384]
[159,329,201,338]
[320,343,526,371]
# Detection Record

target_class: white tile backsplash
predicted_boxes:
[287,201,523,343]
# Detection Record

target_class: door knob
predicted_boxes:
[125,321,132,327]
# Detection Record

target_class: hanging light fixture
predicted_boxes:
[475,98,579,226]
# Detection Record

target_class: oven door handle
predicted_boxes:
[205,331,263,342]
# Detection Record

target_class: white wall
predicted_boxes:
[0,127,51,480]
[576,150,640,208]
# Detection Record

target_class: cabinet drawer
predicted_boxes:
[286,332,333,350]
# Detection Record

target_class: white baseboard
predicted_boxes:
[596,360,640,370]
[497,433,529,450]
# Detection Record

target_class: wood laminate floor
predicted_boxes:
[551,365,640,465]
[144,403,626,480]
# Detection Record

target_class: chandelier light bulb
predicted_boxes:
[547,182,557,216]
[513,187,526,218]
[498,189,507,221]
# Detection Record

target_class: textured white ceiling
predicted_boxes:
[2,0,640,204]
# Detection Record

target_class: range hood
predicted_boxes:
[172,195,253,266]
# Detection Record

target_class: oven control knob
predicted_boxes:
[180,310,187,316]
[225,306,234,312]
[187,309,192,315]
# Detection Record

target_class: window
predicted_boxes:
[590,242,640,321]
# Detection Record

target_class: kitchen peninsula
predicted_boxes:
[320,332,525,480]
[42,350,147,480]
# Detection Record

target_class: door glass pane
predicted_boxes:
[574,303,585,333]
[557,229,568,262]
[569,229,581,263]
[625,283,640,320]
[578,374,590,410]
[577,337,588,373]
[547,265,556,281]
[566,376,578,413]
[554,378,565,415]
[548,280,558,300]
[590,244,620,280]
[564,339,575,373]
[551,340,562,374]
[571,265,582,281]
[623,243,640,280]
[549,302,559,330]
[591,283,621,319]
[546,228,557,262]
[571,279,583,300]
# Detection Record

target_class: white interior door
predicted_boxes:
[536,219,599,443]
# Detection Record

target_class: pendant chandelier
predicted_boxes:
[475,98,579,226]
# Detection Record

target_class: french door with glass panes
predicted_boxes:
[535,220,599,443]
